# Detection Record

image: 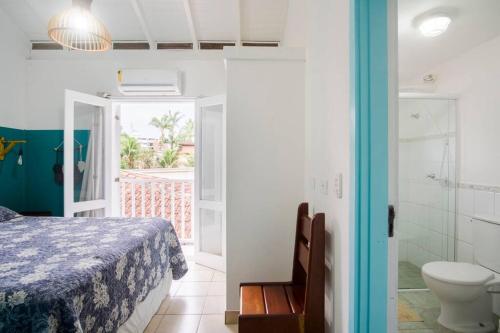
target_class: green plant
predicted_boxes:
[137,148,157,169]
[159,148,179,168]
[150,111,184,150]
[120,133,141,169]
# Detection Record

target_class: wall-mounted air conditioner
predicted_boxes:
[117,69,183,96]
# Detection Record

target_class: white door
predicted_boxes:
[64,89,112,217]
[194,95,226,272]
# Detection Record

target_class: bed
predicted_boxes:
[0,207,188,333]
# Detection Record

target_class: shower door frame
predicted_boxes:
[390,92,459,330]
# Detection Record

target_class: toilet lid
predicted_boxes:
[422,261,494,285]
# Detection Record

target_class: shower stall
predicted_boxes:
[397,93,457,290]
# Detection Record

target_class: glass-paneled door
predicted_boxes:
[194,96,226,272]
[64,90,112,217]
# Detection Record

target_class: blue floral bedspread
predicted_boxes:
[0,216,188,333]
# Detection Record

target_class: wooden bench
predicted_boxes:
[238,202,325,333]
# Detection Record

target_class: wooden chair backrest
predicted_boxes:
[291,202,325,331]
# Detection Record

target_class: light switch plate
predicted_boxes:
[320,180,329,195]
[335,173,343,199]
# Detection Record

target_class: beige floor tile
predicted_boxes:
[212,271,226,282]
[166,297,206,315]
[176,282,211,297]
[144,314,163,333]
[203,296,226,314]
[156,315,201,333]
[181,270,214,282]
[207,282,226,296]
[169,281,182,297]
[187,261,213,272]
[157,296,172,314]
[197,315,238,333]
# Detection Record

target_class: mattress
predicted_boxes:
[0,215,188,333]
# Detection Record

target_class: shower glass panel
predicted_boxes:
[398,96,456,290]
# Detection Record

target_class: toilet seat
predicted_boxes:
[422,261,494,286]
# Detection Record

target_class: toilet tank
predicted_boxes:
[473,215,500,273]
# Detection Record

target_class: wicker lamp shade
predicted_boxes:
[48,3,111,52]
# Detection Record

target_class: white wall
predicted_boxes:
[305,0,352,331]
[224,47,305,311]
[26,52,226,129]
[0,7,29,129]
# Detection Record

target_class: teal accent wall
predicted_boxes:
[0,127,27,212]
[350,0,389,332]
[0,126,89,216]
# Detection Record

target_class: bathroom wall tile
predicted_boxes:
[495,193,500,217]
[456,214,473,244]
[456,241,474,264]
[474,190,495,215]
[426,230,444,257]
[428,208,444,233]
[458,188,474,216]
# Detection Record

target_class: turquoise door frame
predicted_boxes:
[350,0,389,332]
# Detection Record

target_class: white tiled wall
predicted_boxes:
[398,98,456,268]
[398,137,456,268]
[455,187,500,263]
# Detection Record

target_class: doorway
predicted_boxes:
[111,97,226,273]
[115,101,196,245]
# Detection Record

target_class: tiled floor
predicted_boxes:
[144,246,237,333]
[398,290,440,333]
[399,261,427,290]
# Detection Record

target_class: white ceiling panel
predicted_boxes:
[0,0,291,44]
[91,0,146,41]
[240,0,288,41]
[190,0,239,41]
[399,0,500,82]
[141,0,192,42]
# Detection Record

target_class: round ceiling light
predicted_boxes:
[48,0,111,52]
[418,16,452,38]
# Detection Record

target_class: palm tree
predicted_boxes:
[149,115,170,144]
[150,111,184,150]
[120,134,141,169]
[158,148,179,168]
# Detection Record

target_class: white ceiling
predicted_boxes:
[0,0,289,44]
[399,0,500,83]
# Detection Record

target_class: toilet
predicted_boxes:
[422,215,500,333]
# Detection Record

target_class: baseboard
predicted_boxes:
[225,310,239,325]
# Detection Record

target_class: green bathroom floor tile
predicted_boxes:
[398,291,440,333]
[399,261,427,289]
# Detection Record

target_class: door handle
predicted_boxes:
[388,205,395,238]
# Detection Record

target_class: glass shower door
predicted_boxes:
[397,96,456,289]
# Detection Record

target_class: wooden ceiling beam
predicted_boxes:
[236,0,242,46]
[182,0,198,50]
[129,0,155,50]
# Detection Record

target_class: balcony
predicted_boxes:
[120,169,193,243]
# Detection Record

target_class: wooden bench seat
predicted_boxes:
[238,203,325,333]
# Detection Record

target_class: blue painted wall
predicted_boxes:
[0,127,27,212]
[0,126,89,216]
